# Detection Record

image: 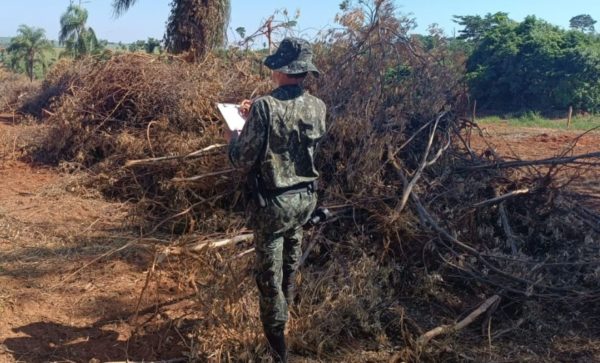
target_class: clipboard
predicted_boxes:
[217,103,246,132]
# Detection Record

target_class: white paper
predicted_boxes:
[217,103,246,132]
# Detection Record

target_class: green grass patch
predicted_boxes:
[477,112,600,131]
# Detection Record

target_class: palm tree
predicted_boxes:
[165,0,230,60]
[6,25,54,81]
[112,0,230,60]
[112,0,138,16]
[59,4,102,58]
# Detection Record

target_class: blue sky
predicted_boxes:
[0,1,599,43]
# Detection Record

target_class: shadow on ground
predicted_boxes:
[3,318,196,363]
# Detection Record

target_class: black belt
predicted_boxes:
[265,180,316,197]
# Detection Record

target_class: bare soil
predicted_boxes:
[0,120,599,362]
[471,123,600,210]
[0,120,196,363]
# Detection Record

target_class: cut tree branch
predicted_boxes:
[472,188,530,208]
[159,233,254,259]
[124,144,226,168]
[189,233,254,250]
[499,201,519,254]
[462,151,600,171]
[416,295,500,346]
[171,168,235,182]
[396,112,446,213]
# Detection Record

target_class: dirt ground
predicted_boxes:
[0,119,599,362]
[0,119,196,363]
[470,122,600,210]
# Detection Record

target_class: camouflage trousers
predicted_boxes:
[250,190,317,333]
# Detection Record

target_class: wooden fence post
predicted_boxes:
[472,99,477,123]
[567,106,573,128]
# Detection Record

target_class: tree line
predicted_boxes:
[453,12,599,113]
[0,1,597,116]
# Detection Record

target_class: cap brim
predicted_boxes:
[263,54,280,70]
[264,58,321,77]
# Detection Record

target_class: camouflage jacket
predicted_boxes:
[229,85,326,190]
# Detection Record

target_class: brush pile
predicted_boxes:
[30,52,270,233]
[0,67,40,115]
[176,2,600,361]
[20,0,600,361]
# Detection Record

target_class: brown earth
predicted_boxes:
[0,119,197,363]
[0,119,599,362]
[473,123,599,159]
[470,123,600,210]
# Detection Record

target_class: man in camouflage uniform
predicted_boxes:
[228,38,326,362]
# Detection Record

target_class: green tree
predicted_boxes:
[465,15,600,113]
[0,48,7,66]
[128,40,146,52]
[6,25,54,81]
[569,14,596,33]
[112,0,231,60]
[145,37,162,53]
[453,12,511,43]
[112,0,138,16]
[59,4,102,58]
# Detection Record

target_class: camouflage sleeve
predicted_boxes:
[228,98,269,170]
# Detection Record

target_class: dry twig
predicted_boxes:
[124,144,226,167]
[472,188,530,208]
[416,295,500,346]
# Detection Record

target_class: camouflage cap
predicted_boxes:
[264,37,320,77]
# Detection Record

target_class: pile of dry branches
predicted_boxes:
[18,0,600,361]
[0,67,40,116]
[167,2,599,361]
[31,52,269,233]
[312,0,600,303]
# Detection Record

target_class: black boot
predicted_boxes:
[265,329,287,363]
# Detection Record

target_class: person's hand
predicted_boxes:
[239,99,252,119]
